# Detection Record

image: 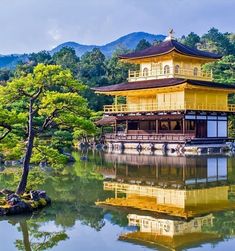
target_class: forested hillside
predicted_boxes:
[0,32,165,68]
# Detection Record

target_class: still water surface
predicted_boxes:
[0,151,235,251]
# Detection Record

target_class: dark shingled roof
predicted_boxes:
[95,116,116,125]
[92,78,235,92]
[119,39,222,60]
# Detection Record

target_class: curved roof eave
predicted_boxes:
[119,39,222,61]
[119,48,221,61]
[92,78,235,93]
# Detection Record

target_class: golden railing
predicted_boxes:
[128,67,213,82]
[104,103,235,113]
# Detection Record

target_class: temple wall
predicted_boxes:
[185,89,228,109]
[139,59,203,77]
[126,91,185,109]
[156,91,184,108]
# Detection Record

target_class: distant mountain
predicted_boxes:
[51,42,96,57]
[51,32,166,57]
[0,54,28,69]
[0,32,165,68]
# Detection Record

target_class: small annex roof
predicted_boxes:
[92,78,235,93]
[95,116,116,126]
[119,39,222,60]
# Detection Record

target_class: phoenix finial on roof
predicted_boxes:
[169,29,174,38]
[164,29,175,41]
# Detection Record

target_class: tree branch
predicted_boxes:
[39,105,78,132]
[0,123,12,140]
[32,87,43,101]
[18,87,42,100]
[18,89,32,98]
[40,108,60,132]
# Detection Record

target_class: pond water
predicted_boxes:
[1,151,235,251]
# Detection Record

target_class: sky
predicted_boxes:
[0,0,234,54]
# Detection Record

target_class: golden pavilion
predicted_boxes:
[93,31,235,150]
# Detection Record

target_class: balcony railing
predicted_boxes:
[105,133,195,143]
[128,67,212,82]
[104,102,235,113]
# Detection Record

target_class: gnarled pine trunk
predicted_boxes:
[16,100,34,195]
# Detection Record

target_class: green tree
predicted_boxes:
[0,64,95,194]
[182,32,200,48]
[106,47,137,84]
[0,68,12,83]
[14,51,53,78]
[78,48,109,111]
[29,51,53,65]
[78,48,106,83]
[135,39,151,51]
[203,55,235,84]
[200,28,235,55]
[52,47,79,75]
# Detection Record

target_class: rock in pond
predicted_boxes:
[0,189,51,216]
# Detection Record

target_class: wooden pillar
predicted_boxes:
[182,163,185,182]
[156,119,159,134]
[115,186,117,199]
[182,118,186,135]
[114,120,117,135]
[114,95,118,112]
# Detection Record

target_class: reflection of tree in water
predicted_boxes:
[0,152,111,232]
[204,210,235,238]
[4,215,68,251]
[0,151,129,250]
[42,173,107,231]
[35,151,113,231]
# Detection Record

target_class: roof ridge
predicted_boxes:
[119,39,221,60]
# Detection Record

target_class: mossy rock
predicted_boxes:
[38,198,47,207]
[29,200,39,209]
[0,189,51,216]
[0,199,7,206]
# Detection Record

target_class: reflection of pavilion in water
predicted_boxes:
[119,213,221,250]
[98,153,231,189]
[96,153,235,250]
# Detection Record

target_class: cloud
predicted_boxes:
[47,20,62,43]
